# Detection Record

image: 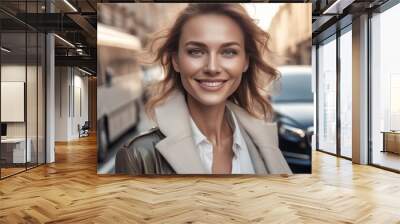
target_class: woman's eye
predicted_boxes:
[222,49,238,57]
[187,49,204,57]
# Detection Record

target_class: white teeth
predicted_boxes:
[200,81,224,87]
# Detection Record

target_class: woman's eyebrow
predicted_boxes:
[221,42,241,47]
[184,41,241,47]
[184,41,207,47]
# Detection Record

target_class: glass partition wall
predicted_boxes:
[316,25,353,159]
[0,30,27,177]
[0,2,46,179]
[315,0,400,172]
[370,3,400,171]
[339,26,352,159]
[317,35,337,155]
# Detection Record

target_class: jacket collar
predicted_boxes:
[153,90,290,174]
[154,90,206,174]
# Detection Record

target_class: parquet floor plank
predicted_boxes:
[1,134,399,223]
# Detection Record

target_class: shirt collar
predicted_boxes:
[189,107,246,154]
[189,116,208,146]
[229,109,247,152]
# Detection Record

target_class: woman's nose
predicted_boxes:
[203,53,221,75]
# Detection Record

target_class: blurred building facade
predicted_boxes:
[268,4,312,66]
[98,3,186,48]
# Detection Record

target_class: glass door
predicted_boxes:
[1,30,28,178]
[339,26,352,159]
[317,35,337,154]
[0,1,47,179]
[370,3,400,171]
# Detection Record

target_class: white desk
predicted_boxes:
[1,138,31,163]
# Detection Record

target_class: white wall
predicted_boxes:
[1,66,25,129]
[71,73,89,138]
[45,5,56,163]
[1,64,46,164]
[1,65,34,138]
[54,67,89,141]
[55,67,69,141]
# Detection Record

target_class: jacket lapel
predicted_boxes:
[152,90,291,175]
[227,102,293,175]
[237,124,268,174]
[156,135,206,174]
[153,91,206,174]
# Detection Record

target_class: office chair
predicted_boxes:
[79,121,90,138]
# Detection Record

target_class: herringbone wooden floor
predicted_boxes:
[1,135,400,224]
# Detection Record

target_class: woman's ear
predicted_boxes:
[172,52,180,73]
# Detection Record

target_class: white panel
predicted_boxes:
[1,82,25,122]
[390,74,400,130]
[11,138,32,163]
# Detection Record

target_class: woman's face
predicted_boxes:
[173,14,249,107]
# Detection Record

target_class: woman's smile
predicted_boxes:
[194,78,229,91]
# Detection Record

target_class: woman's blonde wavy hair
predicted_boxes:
[144,3,279,121]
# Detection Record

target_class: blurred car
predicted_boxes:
[271,66,313,173]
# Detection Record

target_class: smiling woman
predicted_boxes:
[115,3,292,175]
[174,14,248,109]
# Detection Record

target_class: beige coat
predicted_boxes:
[153,90,292,175]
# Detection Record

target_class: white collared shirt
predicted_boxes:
[189,110,255,174]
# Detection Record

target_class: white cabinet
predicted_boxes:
[1,138,32,163]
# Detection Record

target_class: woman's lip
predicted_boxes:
[195,79,228,82]
[195,79,227,91]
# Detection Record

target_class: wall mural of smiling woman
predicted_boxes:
[110,3,293,175]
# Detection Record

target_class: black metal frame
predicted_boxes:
[336,23,341,158]
[315,44,319,152]
[367,0,400,172]
[315,19,353,162]
[315,0,400,171]
[367,10,373,166]
[315,33,338,156]
[0,22,2,179]
[0,0,47,180]
[44,0,47,165]
[338,23,353,161]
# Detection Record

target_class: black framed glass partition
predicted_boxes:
[315,0,400,172]
[0,1,46,179]
[339,25,352,159]
[370,2,400,172]
[317,35,337,155]
[316,24,353,159]
[0,30,28,177]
